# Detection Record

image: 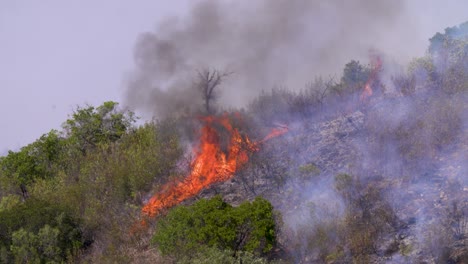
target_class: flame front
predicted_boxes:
[141,114,287,218]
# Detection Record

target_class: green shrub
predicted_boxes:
[152,196,277,258]
[0,199,83,263]
[178,247,273,264]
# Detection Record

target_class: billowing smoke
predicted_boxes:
[125,0,416,118]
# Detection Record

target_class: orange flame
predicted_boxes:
[258,123,289,144]
[360,54,382,102]
[141,114,288,218]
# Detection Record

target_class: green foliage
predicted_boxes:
[22,117,183,262]
[0,199,83,263]
[118,120,183,200]
[10,228,40,264]
[36,225,62,261]
[10,225,62,264]
[333,60,370,96]
[429,21,468,57]
[0,21,466,263]
[63,101,136,153]
[0,107,184,262]
[341,60,370,88]
[178,247,275,264]
[0,130,64,198]
[152,196,277,258]
[0,195,20,212]
[408,21,468,95]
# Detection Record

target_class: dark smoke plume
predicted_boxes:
[125,0,414,118]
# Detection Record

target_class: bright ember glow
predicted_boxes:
[141,114,288,218]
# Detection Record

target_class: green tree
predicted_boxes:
[63,101,136,153]
[337,60,370,95]
[0,195,21,212]
[152,196,277,259]
[10,225,63,264]
[10,228,40,264]
[37,225,61,261]
[427,21,468,94]
[429,21,468,57]
[0,130,63,199]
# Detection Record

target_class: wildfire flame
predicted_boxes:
[141,114,288,218]
[360,54,382,102]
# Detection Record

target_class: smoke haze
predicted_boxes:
[1,0,466,153]
[125,0,441,118]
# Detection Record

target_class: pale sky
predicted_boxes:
[0,0,191,153]
[0,0,467,154]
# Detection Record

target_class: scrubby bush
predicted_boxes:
[333,174,399,262]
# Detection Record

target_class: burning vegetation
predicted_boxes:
[0,1,467,263]
[360,53,383,102]
[141,114,287,218]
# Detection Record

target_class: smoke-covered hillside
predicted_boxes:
[0,1,467,263]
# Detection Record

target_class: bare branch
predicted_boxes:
[195,69,231,114]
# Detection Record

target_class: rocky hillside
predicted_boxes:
[198,104,467,263]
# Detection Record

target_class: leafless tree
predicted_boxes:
[306,76,335,108]
[195,69,231,114]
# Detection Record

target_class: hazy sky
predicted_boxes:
[0,0,191,153]
[0,0,467,154]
